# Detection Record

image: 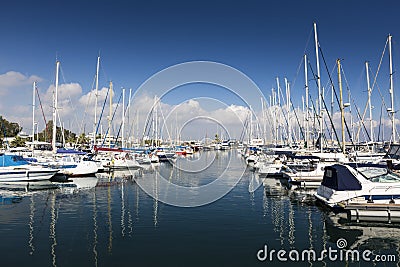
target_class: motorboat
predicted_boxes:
[315,163,400,208]
[284,154,346,189]
[156,147,177,162]
[0,154,59,182]
[41,153,98,177]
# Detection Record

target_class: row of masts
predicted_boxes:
[245,23,397,152]
[31,22,397,152]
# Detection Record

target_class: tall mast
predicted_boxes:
[337,59,345,153]
[276,77,282,145]
[365,61,374,146]
[388,34,396,143]
[304,54,309,149]
[285,78,291,145]
[108,81,113,148]
[271,88,277,145]
[314,22,323,152]
[155,96,158,146]
[52,61,60,153]
[94,56,100,147]
[128,88,132,147]
[122,88,125,148]
[32,81,36,155]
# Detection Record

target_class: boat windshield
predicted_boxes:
[356,167,400,183]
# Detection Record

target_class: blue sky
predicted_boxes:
[1,0,400,140]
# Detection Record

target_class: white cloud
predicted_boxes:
[0,71,43,91]
[1,69,398,142]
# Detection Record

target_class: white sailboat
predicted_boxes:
[40,61,98,177]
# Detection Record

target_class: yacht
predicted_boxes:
[315,163,400,208]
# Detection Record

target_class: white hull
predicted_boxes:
[0,166,58,182]
[45,160,98,177]
[315,164,400,208]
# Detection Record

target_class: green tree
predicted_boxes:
[77,133,89,145]
[0,116,22,137]
[10,136,26,147]
[37,120,77,144]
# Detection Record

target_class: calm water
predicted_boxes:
[1,150,399,267]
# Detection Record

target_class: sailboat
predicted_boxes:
[38,61,98,177]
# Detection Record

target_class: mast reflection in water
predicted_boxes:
[0,150,399,266]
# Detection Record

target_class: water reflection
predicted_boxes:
[2,152,400,266]
[28,195,35,255]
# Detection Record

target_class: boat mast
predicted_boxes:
[388,34,396,143]
[365,61,374,147]
[122,88,125,148]
[94,56,100,147]
[32,81,36,155]
[109,81,113,148]
[285,78,291,145]
[52,61,60,153]
[128,88,132,148]
[304,54,309,149]
[276,77,282,145]
[314,22,323,152]
[155,96,158,147]
[337,59,345,153]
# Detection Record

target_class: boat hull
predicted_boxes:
[0,167,58,182]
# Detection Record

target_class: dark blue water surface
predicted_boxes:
[0,150,399,267]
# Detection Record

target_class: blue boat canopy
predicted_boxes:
[321,164,362,191]
[56,148,86,155]
[0,154,29,167]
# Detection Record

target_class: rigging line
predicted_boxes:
[115,88,136,146]
[111,92,123,144]
[357,39,388,140]
[289,52,306,94]
[142,106,155,140]
[308,52,342,151]
[94,87,110,142]
[100,62,109,87]
[289,97,305,142]
[35,86,48,139]
[158,98,173,142]
[341,64,372,143]
[78,84,96,144]
[239,113,249,143]
[100,91,122,147]
[351,97,371,144]
[318,46,355,151]
[306,61,322,128]
[276,81,292,144]
[306,61,325,147]
[263,99,277,142]
[57,63,83,137]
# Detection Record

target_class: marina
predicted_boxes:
[0,150,399,266]
[2,1,400,266]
